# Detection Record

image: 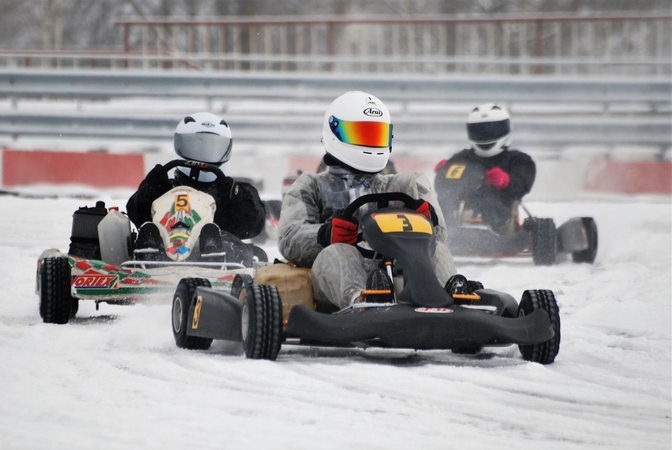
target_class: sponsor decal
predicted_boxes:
[201,121,215,128]
[372,212,433,234]
[415,307,453,314]
[72,274,118,289]
[192,295,203,329]
[363,107,383,117]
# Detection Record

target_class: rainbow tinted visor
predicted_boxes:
[329,116,392,148]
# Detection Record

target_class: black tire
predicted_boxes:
[39,257,74,324]
[231,273,254,300]
[250,245,268,263]
[172,278,213,350]
[241,284,283,360]
[518,290,561,365]
[532,218,557,266]
[572,217,598,264]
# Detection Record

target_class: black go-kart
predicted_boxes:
[438,165,598,266]
[170,193,561,364]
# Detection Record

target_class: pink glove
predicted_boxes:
[485,167,510,189]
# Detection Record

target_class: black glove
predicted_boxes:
[144,164,171,190]
[214,175,237,201]
[411,199,439,227]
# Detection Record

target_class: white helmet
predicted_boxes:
[174,112,232,182]
[467,103,512,158]
[321,91,392,173]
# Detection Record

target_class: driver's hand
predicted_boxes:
[412,199,439,226]
[145,164,170,188]
[214,175,237,200]
[317,216,359,247]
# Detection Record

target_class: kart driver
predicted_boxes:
[278,91,457,310]
[126,112,266,259]
[434,103,536,233]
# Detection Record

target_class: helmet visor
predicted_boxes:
[174,132,232,164]
[467,119,510,144]
[329,116,392,148]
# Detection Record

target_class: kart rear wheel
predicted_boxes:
[250,245,268,263]
[231,273,254,300]
[241,284,283,360]
[172,278,213,350]
[39,256,74,324]
[572,217,598,264]
[532,218,557,266]
[518,290,561,365]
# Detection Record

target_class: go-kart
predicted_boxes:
[438,165,598,265]
[36,160,265,325]
[171,192,561,365]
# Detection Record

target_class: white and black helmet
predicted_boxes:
[321,91,393,173]
[467,103,512,158]
[174,112,232,182]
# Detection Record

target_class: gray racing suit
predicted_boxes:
[278,166,457,309]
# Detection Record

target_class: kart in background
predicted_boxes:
[171,192,561,365]
[446,201,598,266]
[439,164,598,265]
[36,160,265,325]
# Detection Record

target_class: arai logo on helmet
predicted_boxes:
[363,107,383,117]
[201,121,215,128]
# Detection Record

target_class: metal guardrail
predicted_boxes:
[1,112,669,149]
[0,70,669,149]
[1,70,670,105]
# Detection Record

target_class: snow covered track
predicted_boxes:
[0,195,669,449]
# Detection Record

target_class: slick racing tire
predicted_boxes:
[518,290,561,365]
[572,217,598,264]
[532,218,557,266]
[39,256,74,324]
[241,284,283,361]
[172,278,213,350]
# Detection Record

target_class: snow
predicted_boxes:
[0,192,670,449]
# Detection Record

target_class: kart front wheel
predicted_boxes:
[518,290,561,365]
[172,278,213,350]
[39,256,74,324]
[241,284,283,360]
[532,218,557,266]
[572,217,598,264]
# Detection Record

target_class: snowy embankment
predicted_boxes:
[0,194,669,450]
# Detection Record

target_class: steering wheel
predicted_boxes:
[342,192,418,220]
[162,159,226,180]
[340,192,420,246]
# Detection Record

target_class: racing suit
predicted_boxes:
[278,166,457,309]
[434,147,536,233]
[126,169,266,240]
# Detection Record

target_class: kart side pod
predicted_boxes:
[187,287,242,341]
[186,263,315,341]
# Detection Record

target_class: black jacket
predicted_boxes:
[126,170,266,240]
[434,147,536,214]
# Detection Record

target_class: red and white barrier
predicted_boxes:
[584,160,672,195]
[1,149,670,196]
[0,149,145,189]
